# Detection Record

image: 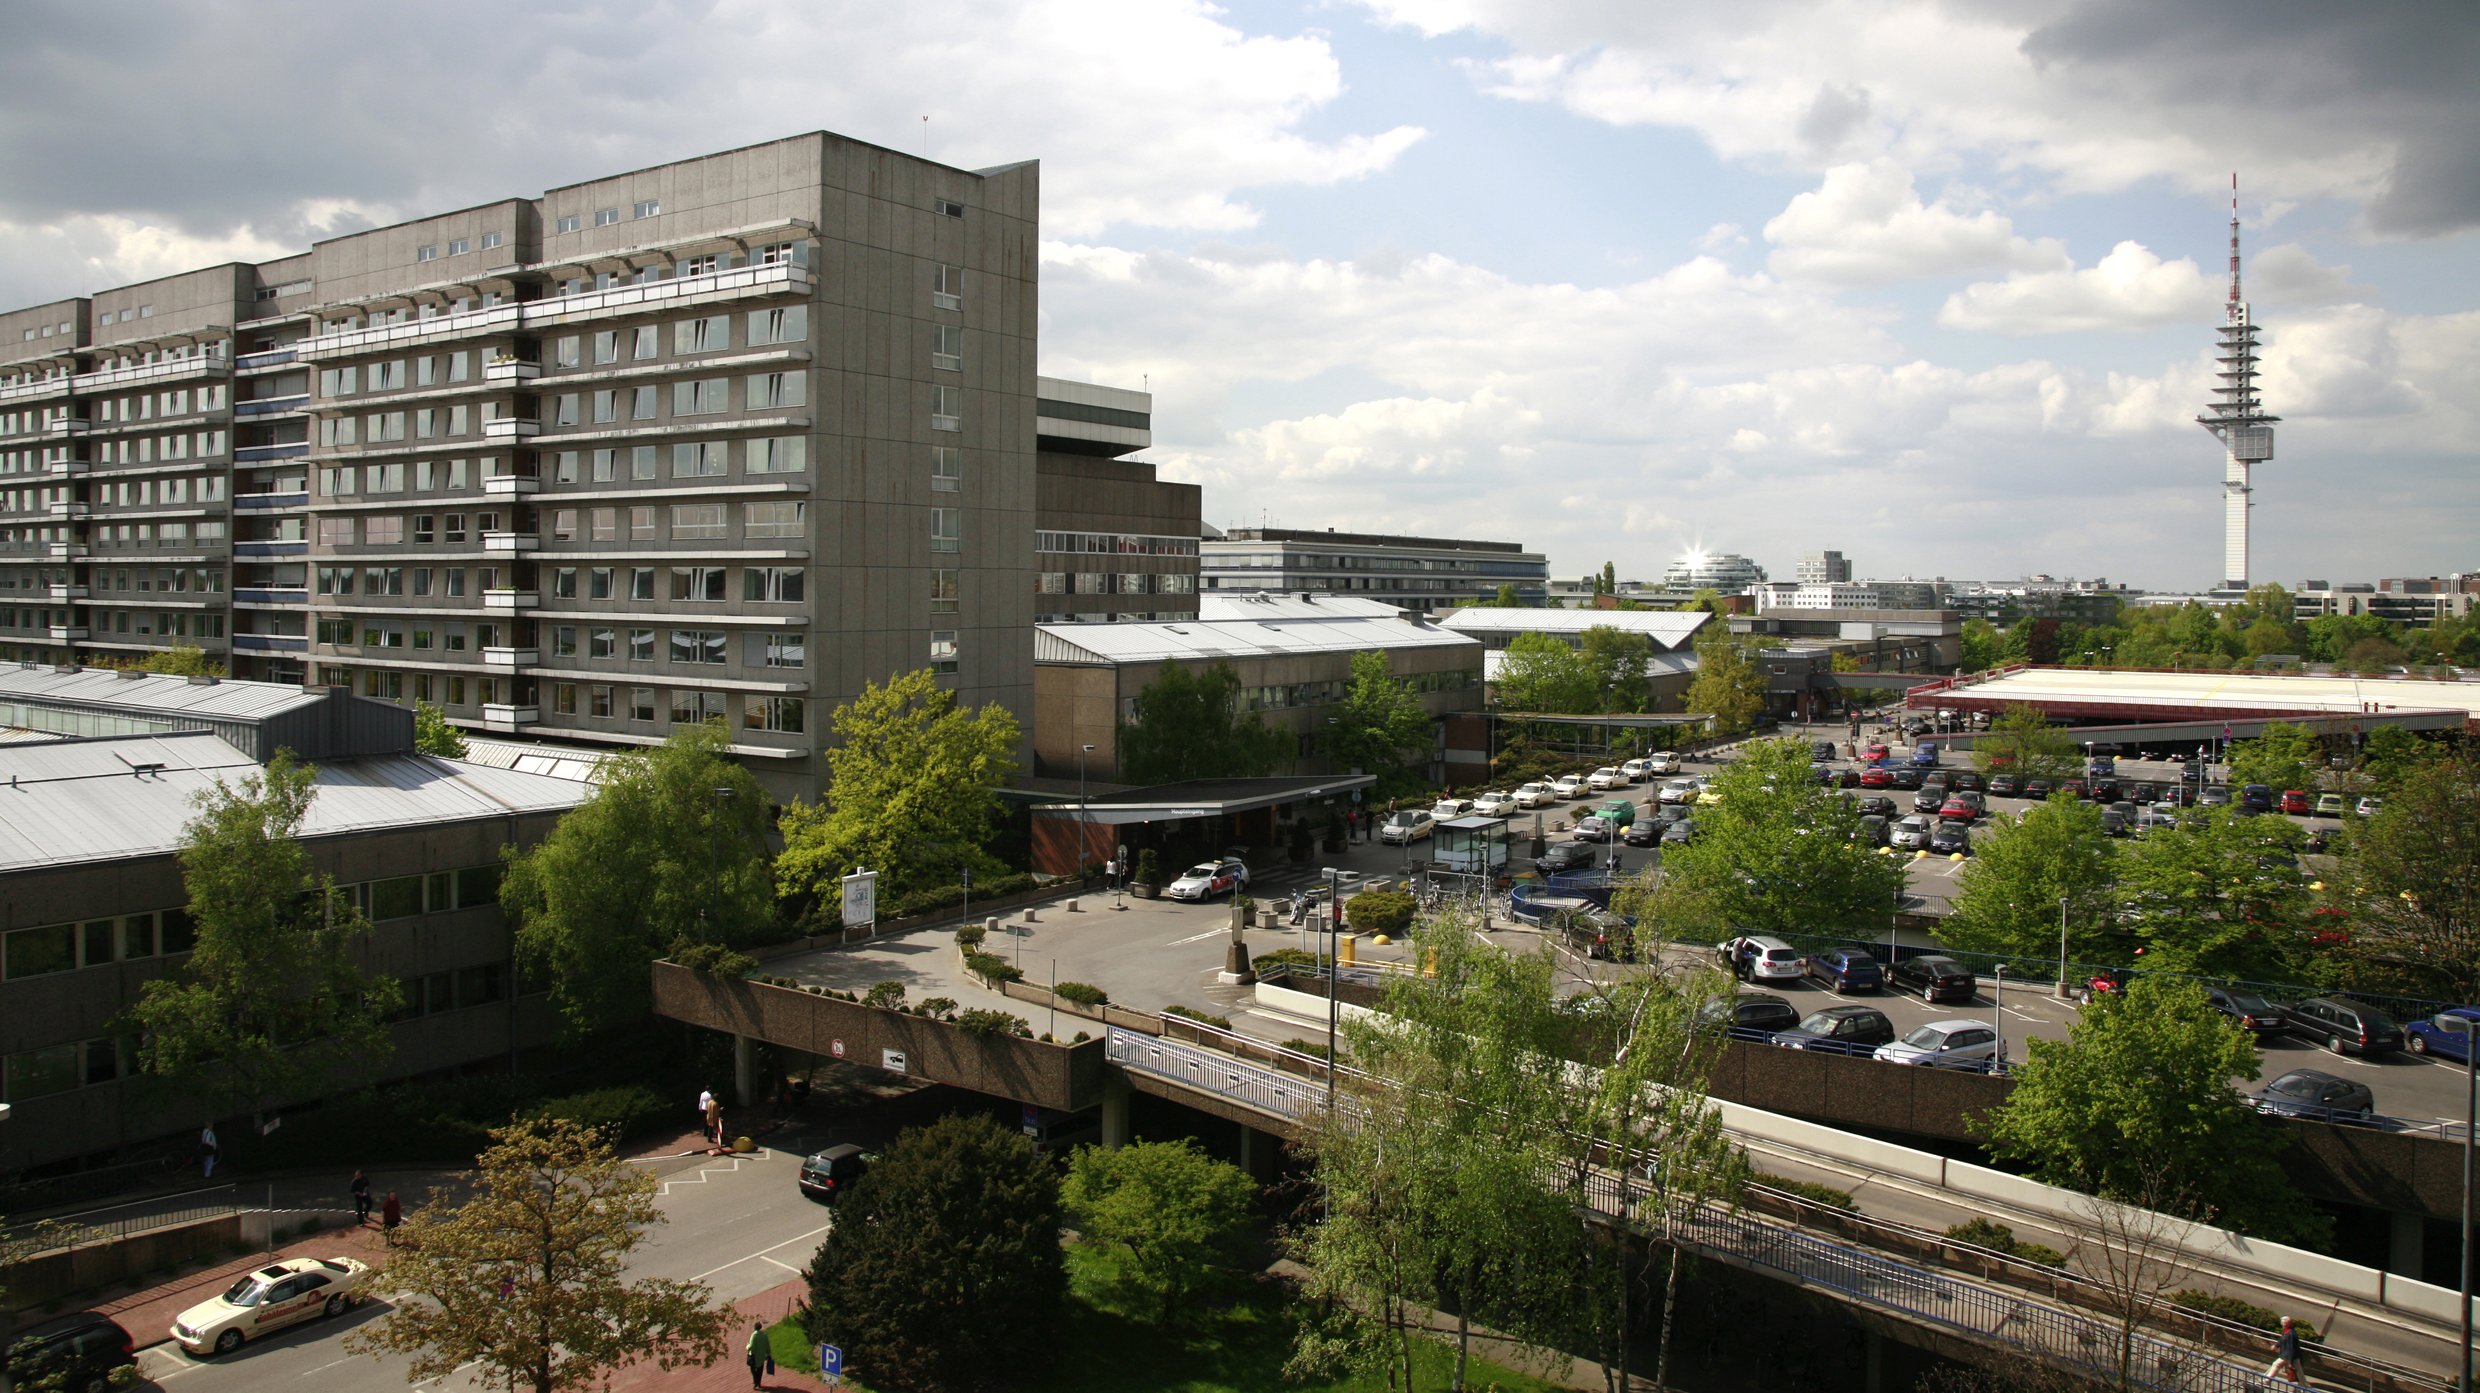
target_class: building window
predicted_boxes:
[447,238,469,256]
[744,695,805,733]
[929,385,961,432]
[590,567,613,599]
[672,378,729,416]
[594,208,619,227]
[631,385,657,421]
[669,566,727,601]
[630,687,656,722]
[671,441,727,478]
[744,501,804,539]
[591,685,612,718]
[748,371,804,409]
[670,629,726,665]
[482,231,503,250]
[748,305,806,345]
[589,507,616,542]
[416,245,438,262]
[931,446,961,492]
[633,199,660,219]
[592,330,620,365]
[936,198,965,218]
[629,628,654,662]
[933,264,962,311]
[930,568,959,615]
[745,566,805,603]
[931,324,962,372]
[929,631,958,675]
[670,504,725,540]
[748,436,806,474]
[673,314,730,354]
[929,507,960,553]
[750,631,805,669]
[556,214,582,234]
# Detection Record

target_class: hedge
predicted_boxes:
[963,949,1024,985]
[528,1085,665,1143]
[1054,981,1108,1007]
[671,941,759,977]
[1162,1004,1233,1030]
[955,1007,1032,1039]
[2172,1291,2318,1343]
[1759,1174,1856,1211]
[1941,1219,2066,1269]
[1345,890,1417,936]
[1253,948,1327,972]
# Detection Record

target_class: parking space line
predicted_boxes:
[689,1221,834,1284]
[1165,928,1226,947]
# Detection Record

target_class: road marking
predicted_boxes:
[689,1221,835,1284]
[1165,927,1227,947]
[650,1150,778,1194]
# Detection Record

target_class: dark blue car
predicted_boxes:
[1806,947,1883,994]
[2407,1006,2480,1062]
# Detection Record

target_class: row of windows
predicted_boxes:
[318,457,500,496]
[1,474,226,514]
[534,685,809,732]
[413,231,500,262]
[0,608,228,639]
[546,307,810,371]
[0,430,226,467]
[545,563,810,604]
[542,239,811,284]
[539,625,808,668]
[314,565,502,597]
[547,435,807,484]
[319,352,476,396]
[546,371,805,426]
[1035,531,1198,557]
[1034,572,1198,596]
[541,501,809,543]
[0,520,227,550]
[0,566,222,595]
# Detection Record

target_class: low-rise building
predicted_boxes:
[1199,527,1546,611]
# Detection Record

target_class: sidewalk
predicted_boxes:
[603,1278,827,1392]
[60,1213,397,1353]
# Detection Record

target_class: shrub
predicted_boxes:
[1943,1218,2020,1252]
[1759,1175,1856,1211]
[2172,1291,2318,1343]
[1133,849,1160,886]
[1054,981,1108,1007]
[1345,889,1416,935]
[1281,1038,1333,1061]
[964,949,1024,985]
[1253,947,1327,973]
[1071,1031,1091,1043]
[954,924,987,948]
[1162,1004,1232,1030]
[529,1084,665,1143]
[2012,1242,2066,1268]
[670,941,759,977]
[917,996,959,1021]
[863,980,908,1010]
[955,1008,1032,1039]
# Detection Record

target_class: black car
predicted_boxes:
[1696,992,1803,1042]
[2089,777,2120,802]
[2126,780,2157,804]
[1889,954,1978,1004]
[2203,986,2287,1037]
[2252,1069,2377,1125]
[1622,819,1662,847]
[1856,794,1898,818]
[1889,767,1926,791]
[1856,814,1889,847]
[2282,996,2405,1056]
[1986,772,2020,797]
[798,1143,872,1204]
[1535,841,1597,875]
[1912,782,1950,813]
[2023,778,2052,798]
[1929,821,1973,855]
[1946,771,1985,794]
[1771,1005,1897,1056]
[1660,818,1697,846]
[1,1312,136,1392]
[1651,801,1693,826]
[2100,809,2130,838]
[1812,740,1839,763]
[1833,768,1862,788]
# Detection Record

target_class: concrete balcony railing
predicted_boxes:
[481,473,540,496]
[43,418,90,438]
[481,531,539,554]
[482,589,539,611]
[72,354,231,392]
[480,703,539,730]
[482,359,542,385]
[46,625,87,641]
[520,263,813,330]
[233,394,310,417]
[46,501,89,519]
[481,646,539,667]
[43,457,87,478]
[293,303,524,362]
[233,491,309,512]
[230,632,310,653]
[46,584,87,600]
[481,417,542,441]
[45,542,87,560]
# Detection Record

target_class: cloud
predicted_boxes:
[1939,241,2217,334]
[1762,161,2059,285]
[2249,244,2363,309]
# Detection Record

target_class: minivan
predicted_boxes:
[1911,740,1940,768]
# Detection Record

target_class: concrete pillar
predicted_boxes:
[1101,1071,1132,1149]
[1237,1124,1257,1176]
[1863,1327,1883,1393]
[2388,1209,2425,1278]
[732,1033,758,1109]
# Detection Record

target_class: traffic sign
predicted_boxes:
[830,1039,845,1059]
[820,1344,843,1376]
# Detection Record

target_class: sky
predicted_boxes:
[2,0,2474,593]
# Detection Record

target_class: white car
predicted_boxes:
[1513,781,1559,808]
[1471,790,1517,816]
[1586,766,1627,790]
[1657,776,1702,805]
[2356,796,2384,817]
[1430,797,1476,819]
[1718,935,1807,983]
[1165,857,1248,901]
[1646,752,1682,775]
[1551,774,1589,799]
[1378,809,1436,844]
[1890,814,1934,850]
[1874,1020,2002,1069]
[1620,757,1654,782]
[172,1256,372,1356]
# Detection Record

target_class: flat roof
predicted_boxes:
[1482,650,1694,683]
[0,665,327,721]
[0,731,592,872]
[1024,773,1376,825]
[1199,593,1407,622]
[1440,607,1711,650]
[1036,615,1478,666]
[1920,666,2480,724]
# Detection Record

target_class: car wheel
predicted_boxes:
[2327,1033,2350,1056]
[81,1376,108,1393]
[215,1328,244,1356]
[325,1293,349,1318]
[2409,1034,2430,1056]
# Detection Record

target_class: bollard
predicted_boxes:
[986,916,1001,935]
[1065,898,1080,913]
[1022,907,1039,925]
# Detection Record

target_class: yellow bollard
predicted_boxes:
[1339,935,1358,966]
[1423,948,1437,979]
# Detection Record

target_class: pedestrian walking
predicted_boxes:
[746,1321,773,1388]
[696,1088,715,1145]
[705,1097,725,1152]
[197,1124,218,1179]
[381,1191,402,1246]
[2263,1315,2302,1384]
[350,1169,372,1223]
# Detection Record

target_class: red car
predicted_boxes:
[1863,743,1890,765]
[1939,792,1984,821]
[1859,767,1893,788]
[2061,779,2089,800]
[2279,788,2310,815]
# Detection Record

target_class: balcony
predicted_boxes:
[0,375,70,404]
[235,348,298,371]
[520,262,813,329]
[236,442,310,463]
[44,456,87,478]
[483,359,542,385]
[233,587,309,607]
[43,418,91,438]
[234,491,309,512]
[482,473,541,497]
[483,589,540,611]
[234,540,309,558]
[481,417,542,441]
[45,542,87,560]
[46,584,87,601]
[71,354,231,392]
[293,302,524,361]
[481,646,540,668]
[46,625,87,641]
[482,531,539,554]
[231,632,311,653]
[46,501,89,520]
[234,394,310,417]
[480,703,540,731]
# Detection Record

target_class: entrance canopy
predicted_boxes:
[1021,773,1378,827]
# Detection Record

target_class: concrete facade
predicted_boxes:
[1200,527,1546,611]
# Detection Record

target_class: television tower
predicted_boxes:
[2196,173,2276,592]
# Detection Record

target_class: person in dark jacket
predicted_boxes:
[746,1321,771,1388]
[350,1169,371,1223]
[2264,1315,2302,1384]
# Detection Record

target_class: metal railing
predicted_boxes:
[0,1184,240,1249]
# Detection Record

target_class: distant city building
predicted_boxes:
[1728,609,1960,676]
[1797,550,1852,584]
[2292,577,2476,624]
[1662,548,1767,594]
[1033,377,1202,626]
[1943,577,2135,626]
[1756,579,1942,612]
[1198,527,1546,610]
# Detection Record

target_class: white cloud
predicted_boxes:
[1938,241,2218,335]
[1762,161,2059,285]
[2249,243,2363,309]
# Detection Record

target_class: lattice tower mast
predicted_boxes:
[2195,173,2277,590]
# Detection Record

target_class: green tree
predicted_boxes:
[1062,1140,1256,1324]
[1578,625,1654,713]
[2334,754,2480,1002]
[2114,806,2308,981]
[1975,977,2321,1245]
[1958,618,2005,673]
[1657,738,1905,940]
[1487,582,1526,608]
[138,643,222,677]
[2227,720,2318,794]
[347,1117,729,1392]
[412,700,469,758]
[1324,650,1435,798]
[1974,704,2080,784]
[121,752,402,1128]
[1681,628,1764,737]
[2303,612,2392,664]
[2358,725,2442,793]
[1493,631,1598,713]
[1112,660,1290,783]
[1596,560,1617,596]
[1941,796,2117,967]
[776,669,1020,911]
[802,1113,1065,1393]
[501,722,771,1037]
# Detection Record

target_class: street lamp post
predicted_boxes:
[2056,895,2071,999]
[1325,865,1342,1108]
[1991,965,2006,1070]
[1077,744,1095,875]
[2434,1011,2478,1393]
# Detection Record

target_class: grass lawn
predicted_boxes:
[765,1244,1573,1393]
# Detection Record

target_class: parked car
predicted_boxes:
[1588,766,1628,790]
[798,1143,872,1204]
[1535,841,1597,875]
[1812,740,1839,763]
[1987,772,2021,797]
[2061,778,2088,801]
[1912,781,1950,814]
[1514,780,1558,808]
[2088,777,2120,802]
[1806,947,1883,994]
[2199,784,2233,807]
[1165,857,1249,901]
[2125,780,2157,804]
[2314,792,2346,817]
[1929,821,1973,856]
[1470,790,1517,816]
[1651,801,1693,826]
[2278,788,2311,815]
[2407,1006,2480,1062]
[2,1312,137,1390]
[2356,796,2384,818]
[2252,1069,2378,1126]
[1378,809,1436,845]
[1858,766,1895,788]
[2157,782,2196,807]
[1695,992,1803,1042]
[2281,996,2405,1056]
[1431,796,1477,819]
[1646,751,1682,775]
[1888,954,1977,1004]
[2134,809,2179,834]
[1890,767,1926,791]
[1890,815,1934,850]
[1622,819,1663,847]
[1571,815,1618,842]
[1660,817,1698,847]
[2239,784,2274,814]
[1596,797,1637,828]
[1719,935,1808,984]
[1552,774,1589,800]
[171,1256,372,1356]
[1911,741,1941,768]
[1657,776,1702,805]
[1857,794,1898,818]
[1946,771,1984,794]
[1938,791,1985,821]
[1856,814,1889,847]
[1771,1005,1898,1056]
[1621,757,1654,782]
[2202,986,2288,1037]
[2023,778,2053,799]
[1874,1019,2002,1069]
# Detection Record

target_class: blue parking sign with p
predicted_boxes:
[820,1343,843,1376]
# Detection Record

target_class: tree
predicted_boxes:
[1681,628,1764,737]
[776,669,1020,911]
[1323,650,1435,798]
[2335,754,2480,1002]
[2358,724,2442,793]
[1062,1140,1256,1324]
[1975,976,2321,1245]
[1959,618,2005,673]
[2115,807,2308,981]
[1656,738,1906,941]
[2227,720,2318,794]
[1112,660,1290,783]
[1942,795,2117,967]
[501,722,771,1037]
[802,1113,1065,1393]
[138,643,222,677]
[1578,625,1654,713]
[1493,631,1597,713]
[121,752,402,1128]
[1487,582,1527,608]
[412,700,469,758]
[348,1117,728,1393]
[1975,704,2080,784]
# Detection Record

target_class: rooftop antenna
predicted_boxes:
[2225,171,2242,322]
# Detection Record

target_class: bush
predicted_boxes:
[955,1008,1032,1039]
[2172,1291,2318,1343]
[529,1084,665,1143]
[1071,1031,1091,1043]
[954,924,987,948]
[863,980,908,1010]
[1162,1004,1233,1030]
[1759,1175,1856,1211]
[1133,849,1161,886]
[917,996,959,1021]
[1253,947,1327,973]
[1943,1218,2020,1252]
[1345,889,1417,935]
[1281,1038,1333,1061]
[2012,1242,2066,1268]
[1054,981,1108,1007]
[964,949,1024,985]
[670,941,759,977]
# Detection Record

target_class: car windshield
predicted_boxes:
[223,1274,277,1306]
[1388,812,1418,827]
[1918,958,1960,976]
[1900,1025,1948,1048]
[2225,993,2271,1012]
[1794,1012,1846,1033]
[1182,864,1217,879]
[2266,1074,2322,1097]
